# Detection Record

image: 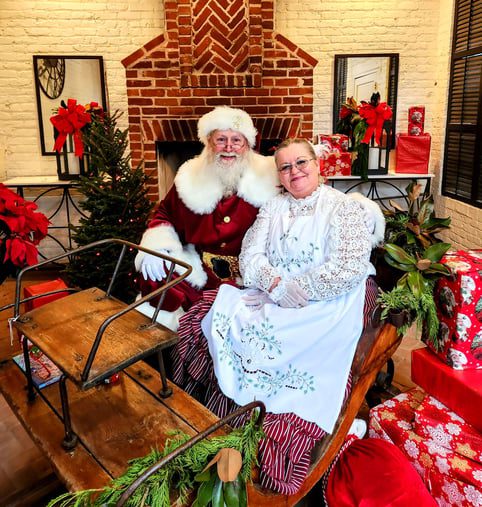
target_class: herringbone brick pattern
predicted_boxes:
[192,0,249,74]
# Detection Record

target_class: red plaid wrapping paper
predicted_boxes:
[429,250,482,370]
[369,388,482,506]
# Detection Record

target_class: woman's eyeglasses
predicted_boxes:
[212,136,246,149]
[277,158,315,174]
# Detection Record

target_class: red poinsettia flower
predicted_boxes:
[0,183,49,270]
[4,237,39,266]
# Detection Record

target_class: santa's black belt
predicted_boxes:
[202,251,240,280]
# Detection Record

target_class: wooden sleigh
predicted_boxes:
[0,239,402,506]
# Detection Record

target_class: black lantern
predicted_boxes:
[367,121,391,175]
[54,128,88,180]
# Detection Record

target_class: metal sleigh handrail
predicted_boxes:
[7,238,192,385]
[116,400,267,507]
[0,238,193,450]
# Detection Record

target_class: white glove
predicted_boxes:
[140,251,173,281]
[241,290,273,308]
[269,280,309,308]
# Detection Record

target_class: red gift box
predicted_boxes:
[411,347,482,431]
[429,249,482,370]
[24,278,69,311]
[314,134,352,176]
[395,133,431,173]
[408,106,425,135]
[319,152,351,177]
[316,134,350,152]
[369,388,482,506]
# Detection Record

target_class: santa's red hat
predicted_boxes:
[197,106,257,148]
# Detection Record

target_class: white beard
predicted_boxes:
[207,151,249,195]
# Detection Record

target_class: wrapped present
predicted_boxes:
[395,133,431,173]
[429,249,482,370]
[413,389,482,460]
[316,134,350,152]
[411,347,482,431]
[24,278,70,311]
[408,106,425,135]
[314,133,352,176]
[319,152,352,176]
[369,388,482,506]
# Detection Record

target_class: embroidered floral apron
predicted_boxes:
[201,195,367,433]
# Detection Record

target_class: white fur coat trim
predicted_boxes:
[348,193,386,247]
[136,225,208,289]
[175,150,279,214]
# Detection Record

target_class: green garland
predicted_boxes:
[47,413,264,507]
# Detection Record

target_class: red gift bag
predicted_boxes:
[395,133,431,173]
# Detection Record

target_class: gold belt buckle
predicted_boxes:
[202,251,240,280]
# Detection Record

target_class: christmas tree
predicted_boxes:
[65,109,153,302]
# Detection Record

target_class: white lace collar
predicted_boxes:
[286,185,322,215]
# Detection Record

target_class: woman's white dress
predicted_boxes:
[201,185,373,433]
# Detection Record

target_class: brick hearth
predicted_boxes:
[122,0,317,201]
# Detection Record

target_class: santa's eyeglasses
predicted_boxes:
[212,135,246,149]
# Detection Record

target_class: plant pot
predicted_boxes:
[387,309,411,329]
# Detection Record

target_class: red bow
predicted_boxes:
[358,102,392,145]
[50,99,91,157]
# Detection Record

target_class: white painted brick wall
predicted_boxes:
[0,0,479,249]
[0,0,163,178]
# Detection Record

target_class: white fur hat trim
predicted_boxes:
[197,106,257,147]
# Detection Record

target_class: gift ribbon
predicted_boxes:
[50,99,91,157]
[358,102,392,145]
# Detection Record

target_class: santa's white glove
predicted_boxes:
[140,251,173,281]
[269,280,309,308]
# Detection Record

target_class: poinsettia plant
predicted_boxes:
[336,92,393,179]
[0,184,49,282]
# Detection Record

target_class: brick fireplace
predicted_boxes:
[122,0,317,201]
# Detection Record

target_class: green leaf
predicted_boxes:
[417,197,434,225]
[384,244,417,265]
[423,216,451,231]
[224,479,241,507]
[423,243,451,262]
[425,263,451,276]
[212,477,225,507]
[195,473,216,507]
[407,271,424,298]
[194,469,212,483]
[384,254,417,272]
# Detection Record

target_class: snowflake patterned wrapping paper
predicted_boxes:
[411,347,482,432]
[313,134,352,177]
[428,249,482,370]
[369,388,482,506]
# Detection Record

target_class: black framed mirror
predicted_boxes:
[333,53,399,147]
[34,55,107,155]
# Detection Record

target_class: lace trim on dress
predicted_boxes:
[286,187,320,217]
[293,199,371,300]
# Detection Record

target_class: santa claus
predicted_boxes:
[135,106,280,329]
